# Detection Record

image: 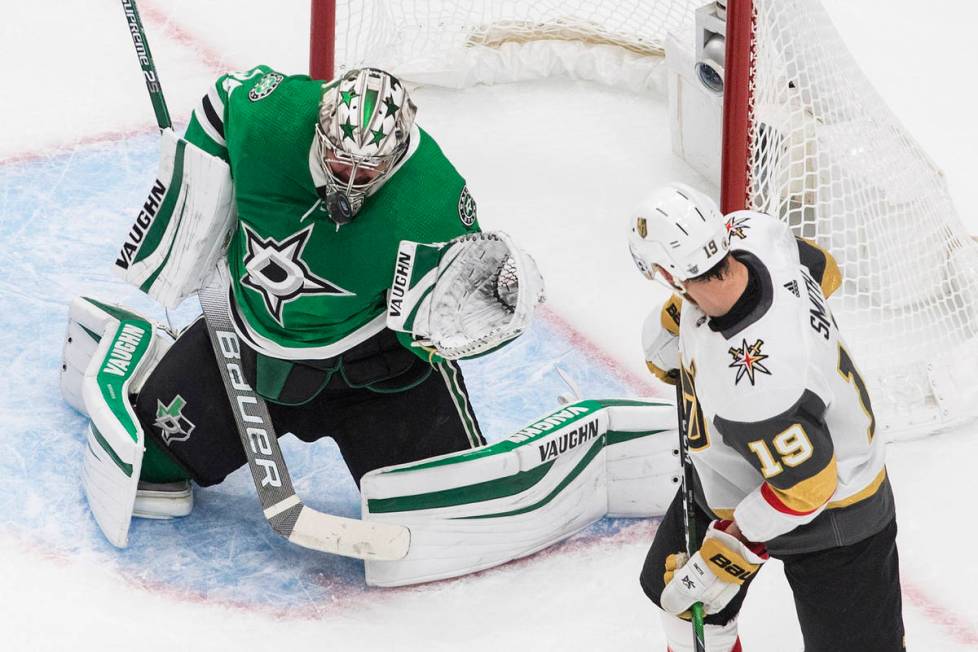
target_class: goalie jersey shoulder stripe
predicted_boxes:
[199,90,225,142]
[183,65,276,160]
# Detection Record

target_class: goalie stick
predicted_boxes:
[118,0,410,561]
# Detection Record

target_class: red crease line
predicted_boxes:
[902,581,978,648]
[138,0,229,75]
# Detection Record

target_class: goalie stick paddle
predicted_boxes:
[119,0,410,561]
[675,379,707,651]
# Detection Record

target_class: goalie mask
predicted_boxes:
[627,182,729,291]
[316,68,417,225]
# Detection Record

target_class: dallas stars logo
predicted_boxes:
[728,338,772,385]
[458,186,477,226]
[725,214,751,240]
[155,395,195,445]
[241,224,353,325]
[248,72,283,102]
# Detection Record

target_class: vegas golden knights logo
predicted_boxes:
[637,217,648,239]
[728,338,772,386]
[680,361,710,451]
[725,214,751,240]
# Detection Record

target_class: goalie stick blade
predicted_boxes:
[289,507,411,561]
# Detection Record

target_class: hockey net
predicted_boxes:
[313,0,978,439]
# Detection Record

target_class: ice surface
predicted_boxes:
[2,1,977,650]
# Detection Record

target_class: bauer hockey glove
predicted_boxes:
[660,520,768,616]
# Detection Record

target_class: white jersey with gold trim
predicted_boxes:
[674,211,893,554]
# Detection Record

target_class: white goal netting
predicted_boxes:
[327,0,978,439]
[745,0,978,438]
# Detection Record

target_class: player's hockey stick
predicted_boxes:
[119,0,410,561]
[675,378,707,651]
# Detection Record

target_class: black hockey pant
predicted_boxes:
[133,318,484,487]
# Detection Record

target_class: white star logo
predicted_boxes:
[240,224,353,325]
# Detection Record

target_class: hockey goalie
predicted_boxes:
[59,65,680,586]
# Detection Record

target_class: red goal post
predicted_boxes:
[309,0,336,82]
[718,0,752,215]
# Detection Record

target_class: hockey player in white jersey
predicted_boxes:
[628,183,904,651]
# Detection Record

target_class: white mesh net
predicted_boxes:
[746,0,978,437]
[327,0,978,438]
[333,1,700,89]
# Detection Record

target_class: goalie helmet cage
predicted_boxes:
[308,0,978,440]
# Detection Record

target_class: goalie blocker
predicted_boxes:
[361,398,680,587]
[114,128,235,310]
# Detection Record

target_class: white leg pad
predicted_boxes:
[606,402,681,517]
[361,399,680,587]
[61,297,171,416]
[75,298,164,547]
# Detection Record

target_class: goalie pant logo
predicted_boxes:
[214,329,282,488]
[537,418,601,463]
[154,395,195,445]
[115,178,166,270]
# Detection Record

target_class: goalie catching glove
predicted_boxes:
[661,520,768,616]
[386,231,544,360]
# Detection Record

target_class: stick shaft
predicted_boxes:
[197,285,304,532]
[675,379,706,651]
[120,0,172,130]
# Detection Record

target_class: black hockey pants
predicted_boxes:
[133,318,484,487]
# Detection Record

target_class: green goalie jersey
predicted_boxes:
[183,65,480,360]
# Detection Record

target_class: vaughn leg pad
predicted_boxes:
[61,297,171,416]
[72,298,166,547]
[361,398,679,587]
[605,402,682,516]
